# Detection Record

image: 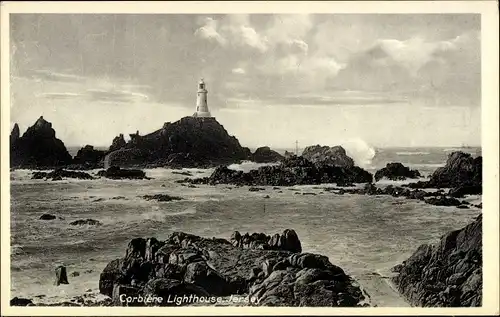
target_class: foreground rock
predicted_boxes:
[302,145,354,167]
[104,117,251,169]
[99,229,367,307]
[251,146,284,163]
[374,163,421,182]
[186,156,372,187]
[408,152,481,195]
[97,167,148,180]
[143,194,183,202]
[10,297,34,306]
[70,219,102,226]
[391,215,482,307]
[10,116,72,169]
[32,169,94,181]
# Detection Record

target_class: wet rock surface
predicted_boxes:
[32,169,94,180]
[97,166,148,180]
[391,215,482,307]
[98,230,366,307]
[251,146,284,163]
[301,145,355,168]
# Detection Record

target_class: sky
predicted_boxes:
[10,14,481,149]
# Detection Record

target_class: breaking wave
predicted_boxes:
[395,151,430,156]
[340,138,376,168]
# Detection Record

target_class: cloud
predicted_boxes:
[194,17,227,45]
[231,68,246,74]
[26,69,85,83]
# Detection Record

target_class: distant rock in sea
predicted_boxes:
[251,146,284,163]
[374,162,421,182]
[97,166,148,180]
[392,215,482,307]
[10,116,72,169]
[104,117,251,168]
[186,155,373,186]
[302,145,354,168]
[99,230,367,306]
[32,169,94,181]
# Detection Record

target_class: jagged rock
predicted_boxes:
[109,134,126,152]
[10,123,20,144]
[40,214,57,220]
[73,145,106,168]
[69,219,102,226]
[302,145,354,167]
[99,230,364,307]
[374,162,421,181]
[284,151,296,159]
[10,117,72,169]
[251,146,284,163]
[97,166,147,180]
[392,215,482,307]
[142,194,183,202]
[448,186,482,198]
[55,265,69,286]
[425,196,462,207]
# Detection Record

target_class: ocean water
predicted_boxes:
[10,147,482,307]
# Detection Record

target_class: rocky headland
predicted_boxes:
[391,215,482,307]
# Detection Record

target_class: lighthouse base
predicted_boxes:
[193,111,212,118]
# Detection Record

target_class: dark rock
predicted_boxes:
[284,151,296,159]
[374,162,421,182]
[69,219,102,226]
[10,117,72,169]
[249,187,265,192]
[40,213,57,220]
[109,134,127,152]
[10,297,33,306]
[97,166,147,180]
[72,145,106,168]
[112,284,142,306]
[188,156,372,187]
[142,278,209,306]
[425,196,462,207]
[70,271,80,277]
[392,215,482,307]
[251,146,284,163]
[142,194,183,202]
[55,265,69,286]
[10,123,20,144]
[172,171,193,176]
[32,168,94,180]
[448,186,482,198]
[302,145,354,167]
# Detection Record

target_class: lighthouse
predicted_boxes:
[193,78,212,118]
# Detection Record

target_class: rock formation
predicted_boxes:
[391,215,482,307]
[55,266,69,286]
[251,146,284,163]
[109,134,127,152]
[408,152,482,195]
[10,117,72,169]
[105,117,251,168]
[10,123,20,144]
[302,145,355,167]
[32,169,94,180]
[99,229,367,307]
[374,162,421,181]
[72,145,106,168]
[185,155,373,187]
[97,166,148,180]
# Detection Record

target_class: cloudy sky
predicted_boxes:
[10,14,481,149]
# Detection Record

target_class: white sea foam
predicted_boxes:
[395,151,430,156]
[340,138,376,168]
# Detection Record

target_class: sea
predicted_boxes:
[9,146,482,307]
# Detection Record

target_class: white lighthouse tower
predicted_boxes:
[193,78,212,118]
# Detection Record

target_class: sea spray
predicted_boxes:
[340,138,376,168]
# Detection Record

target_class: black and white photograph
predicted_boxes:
[1,1,499,315]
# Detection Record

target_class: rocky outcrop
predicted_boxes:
[10,297,34,306]
[10,117,72,169]
[105,117,251,169]
[229,229,302,253]
[392,215,482,307]
[142,194,183,202]
[97,167,148,180]
[69,219,102,226]
[251,147,284,163]
[302,145,354,167]
[284,151,296,159]
[99,230,367,307]
[185,156,373,187]
[408,152,481,195]
[72,145,106,168]
[10,123,20,144]
[374,163,421,182]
